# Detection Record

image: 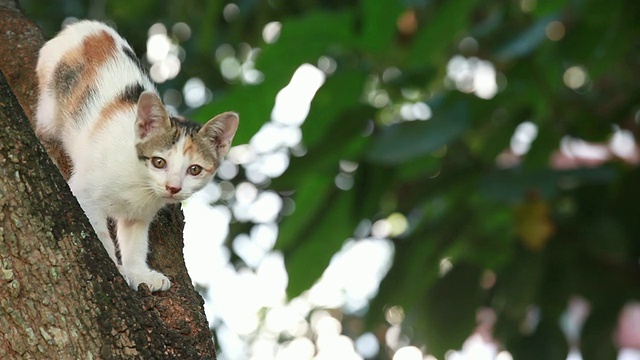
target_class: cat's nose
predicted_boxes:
[166,185,181,195]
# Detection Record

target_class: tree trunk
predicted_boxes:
[0,2,216,359]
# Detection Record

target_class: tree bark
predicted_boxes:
[0,2,216,359]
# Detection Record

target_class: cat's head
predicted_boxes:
[133,91,238,202]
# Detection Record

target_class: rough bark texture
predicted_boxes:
[0,1,216,359]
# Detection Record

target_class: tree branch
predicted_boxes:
[0,1,216,358]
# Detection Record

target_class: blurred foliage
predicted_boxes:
[23,0,640,358]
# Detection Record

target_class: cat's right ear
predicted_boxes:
[136,91,169,141]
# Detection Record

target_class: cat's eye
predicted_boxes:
[151,157,167,169]
[188,165,203,176]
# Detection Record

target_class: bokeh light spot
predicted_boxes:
[272,64,326,126]
[510,121,539,156]
[387,213,409,237]
[146,33,171,63]
[262,21,282,44]
[563,66,589,90]
[223,3,240,22]
[355,332,380,359]
[520,0,537,12]
[148,22,166,36]
[439,257,453,277]
[393,346,423,360]
[183,77,208,108]
[385,305,405,325]
[172,22,191,41]
[546,20,566,41]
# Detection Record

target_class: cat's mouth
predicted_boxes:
[164,193,188,202]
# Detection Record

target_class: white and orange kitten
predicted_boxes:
[35,20,238,292]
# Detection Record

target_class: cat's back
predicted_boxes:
[36,20,155,140]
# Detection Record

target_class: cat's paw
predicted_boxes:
[118,266,171,292]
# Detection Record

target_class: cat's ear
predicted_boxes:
[199,112,239,157]
[135,91,169,140]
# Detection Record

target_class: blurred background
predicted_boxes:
[23,0,640,359]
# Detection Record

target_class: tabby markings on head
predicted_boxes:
[134,114,218,170]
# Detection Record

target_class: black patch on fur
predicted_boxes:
[170,116,202,136]
[52,62,83,97]
[119,83,145,104]
[73,87,98,117]
[137,153,149,162]
[122,45,147,75]
[171,128,181,145]
[107,218,121,265]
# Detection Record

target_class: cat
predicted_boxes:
[35,20,238,292]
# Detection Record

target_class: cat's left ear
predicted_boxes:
[199,112,239,157]
[135,91,170,141]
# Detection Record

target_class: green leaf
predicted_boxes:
[395,153,441,182]
[283,188,356,299]
[367,203,476,333]
[256,10,355,81]
[271,105,372,191]
[422,263,484,357]
[302,71,369,149]
[464,194,516,269]
[275,176,335,252]
[193,84,275,145]
[192,10,355,145]
[561,1,630,79]
[366,231,441,329]
[360,0,403,54]
[582,217,630,263]
[581,302,622,360]
[493,250,545,329]
[268,71,371,191]
[480,167,617,204]
[495,15,559,62]
[523,120,562,169]
[353,162,396,220]
[532,0,568,16]
[366,103,470,164]
[408,0,479,67]
[506,320,568,360]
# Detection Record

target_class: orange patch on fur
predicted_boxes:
[202,165,215,173]
[182,137,195,156]
[82,31,117,64]
[183,137,217,174]
[54,30,117,127]
[93,97,135,134]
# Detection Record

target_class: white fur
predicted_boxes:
[34,21,228,292]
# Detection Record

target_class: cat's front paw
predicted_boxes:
[118,265,171,292]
